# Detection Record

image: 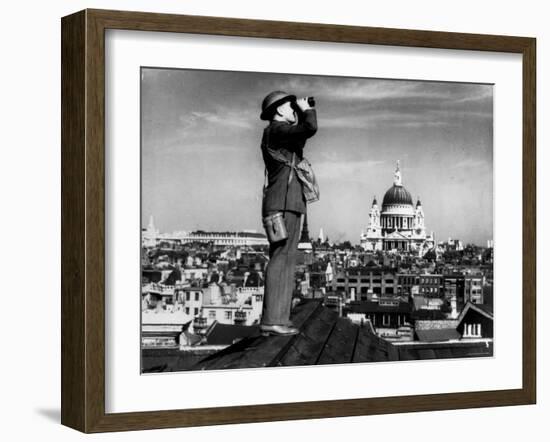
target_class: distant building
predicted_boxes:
[344,299,413,341]
[142,223,269,248]
[142,282,177,310]
[181,230,269,247]
[361,161,435,254]
[141,310,193,348]
[438,237,464,252]
[199,286,264,328]
[297,214,313,265]
[143,215,160,248]
[398,273,444,297]
[298,214,313,251]
[412,301,493,343]
[175,286,203,317]
[443,273,484,311]
[332,266,399,300]
[457,302,493,339]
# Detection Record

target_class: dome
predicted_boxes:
[382,185,413,206]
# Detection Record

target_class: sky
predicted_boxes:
[141,68,493,246]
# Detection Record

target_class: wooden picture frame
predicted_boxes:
[61,8,536,433]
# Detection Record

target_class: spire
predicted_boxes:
[393,160,402,186]
[416,197,422,207]
[319,227,325,243]
[299,213,311,243]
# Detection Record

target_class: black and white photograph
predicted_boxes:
[140,67,494,373]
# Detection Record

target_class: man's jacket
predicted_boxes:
[261,109,317,217]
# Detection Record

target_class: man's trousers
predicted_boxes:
[261,211,303,326]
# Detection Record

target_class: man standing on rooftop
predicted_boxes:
[258,91,317,336]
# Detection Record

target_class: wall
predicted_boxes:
[0,0,547,440]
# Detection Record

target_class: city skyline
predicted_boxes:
[142,68,493,246]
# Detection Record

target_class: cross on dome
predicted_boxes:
[393,160,402,186]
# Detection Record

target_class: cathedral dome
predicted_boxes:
[382,184,413,207]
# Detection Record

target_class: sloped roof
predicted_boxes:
[142,311,192,325]
[192,300,399,370]
[167,300,494,371]
[415,319,459,330]
[457,301,494,324]
[397,341,493,360]
[206,323,261,346]
[416,328,460,342]
[346,300,411,314]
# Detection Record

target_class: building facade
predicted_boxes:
[361,161,435,254]
[142,216,269,248]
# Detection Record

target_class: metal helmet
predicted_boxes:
[260,90,296,121]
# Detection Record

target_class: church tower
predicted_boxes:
[360,196,383,251]
[298,214,313,251]
[413,198,426,235]
[368,196,381,231]
[143,214,159,247]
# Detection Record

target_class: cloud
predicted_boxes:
[318,107,491,130]
[178,110,256,134]
[318,111,453,130]
[256,76,492,131]
[261,76,492,106]
[451,158,492,169]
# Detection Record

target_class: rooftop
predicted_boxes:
[205,323,261,346]
[346,300,411,314]
[158,300,493,371]
[192,300,399,370]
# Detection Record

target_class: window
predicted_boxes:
[185,307,190,314]
[194,308,199,316]
[382,314,390,326]
[225,311,232,320]
[186,293,190,301]
[195,292,200,301]
[349,278,358,283]
[463,323,482,337]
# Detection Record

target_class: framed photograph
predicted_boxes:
[61,9,536,433]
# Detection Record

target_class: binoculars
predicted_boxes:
[292,96,315,111]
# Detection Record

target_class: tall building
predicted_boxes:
[360,161,435,254]
[143,215,160,247]
[298,213,313,251]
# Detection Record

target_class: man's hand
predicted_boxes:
[295,97,312,112]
